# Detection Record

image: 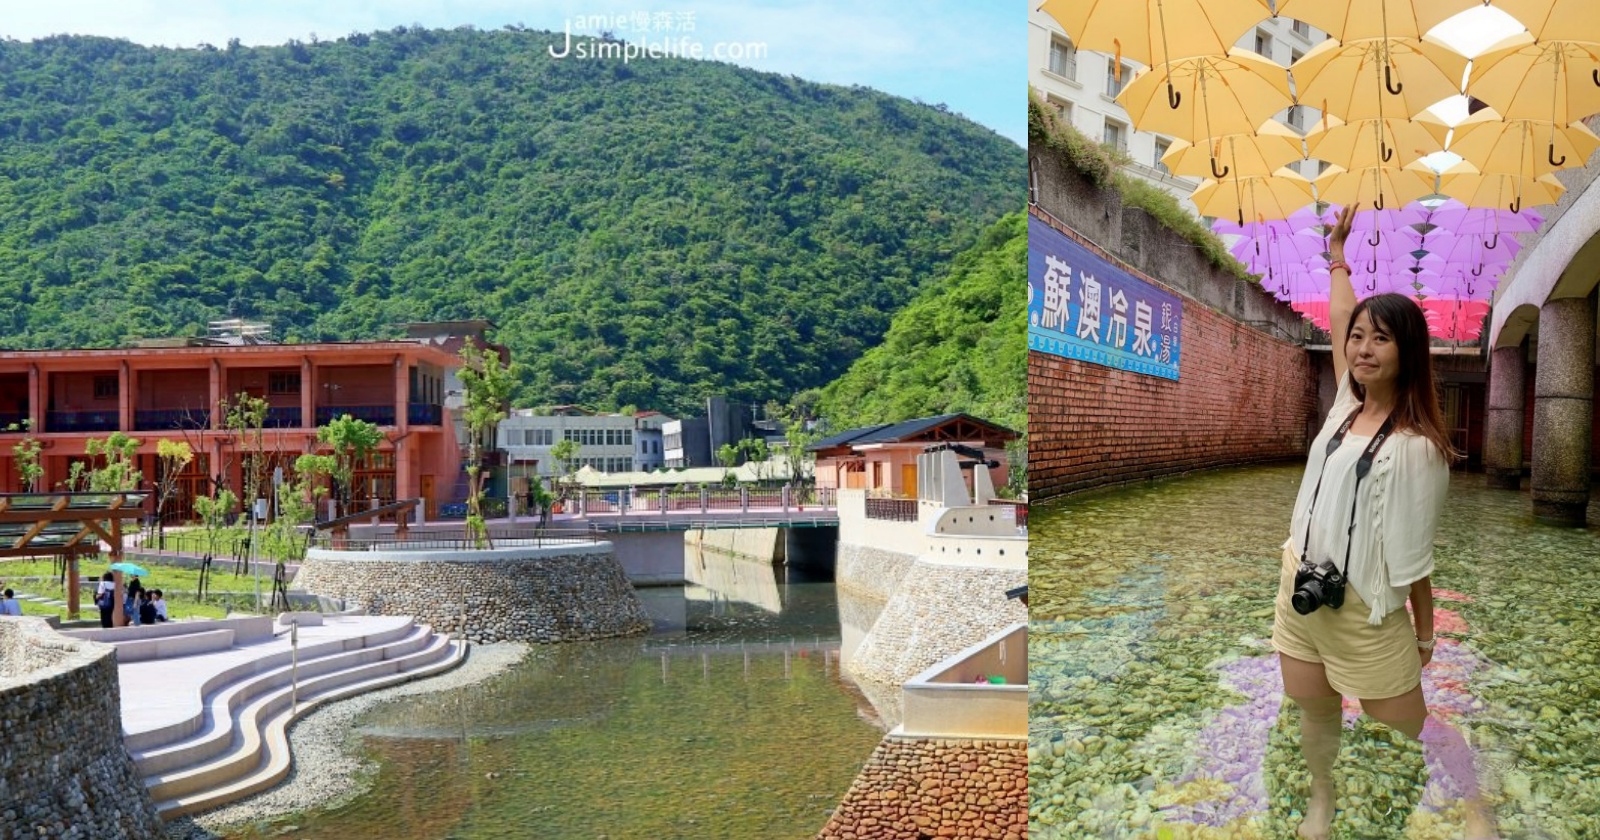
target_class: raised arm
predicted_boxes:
[1328,204,1357,385]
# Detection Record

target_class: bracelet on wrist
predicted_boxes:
[1328,259,1350,274]
[1416,636,1436,651]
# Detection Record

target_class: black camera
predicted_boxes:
[1291,560,1346,615]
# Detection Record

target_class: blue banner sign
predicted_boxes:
[1028,216,1183,380]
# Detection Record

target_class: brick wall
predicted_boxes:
[1027,140,1319,500]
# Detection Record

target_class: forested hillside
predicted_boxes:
[817,211,1025,434]
[0,27,1022,415]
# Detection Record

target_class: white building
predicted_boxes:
[498,408,675,477]
[634,411,668,472]
[1028,7,1329,215]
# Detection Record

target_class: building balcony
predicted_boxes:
[0,412,28,432]
[316,405,397,426]
[407,403,443,426]
[263,406,303,428]
[46,411,119,434]
[133,409,211,431]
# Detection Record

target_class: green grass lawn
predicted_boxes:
[1,556,285,621]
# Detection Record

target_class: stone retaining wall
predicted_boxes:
[294,545,650,644]
[0,618,163,839]
[846,561,1026,688]
[836,543,916,602]
[815,736,1027,840]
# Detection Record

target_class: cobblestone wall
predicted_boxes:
[816,736,1027,840]
[836,543,916,602]
[846,561,1026,688]
[1028,138,1319,501]
[0,618,163,839]
[294,547,651,644]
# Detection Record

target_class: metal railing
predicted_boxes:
[407,403,443,425]
[988,499,1029,529]
[133,408,210,431]
[309,528,598,552]
[865,498,918,522]
[0,412,30,431]
[46,411,119,433]
[316,404,396,426]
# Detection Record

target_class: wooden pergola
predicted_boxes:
[0,491,149,619]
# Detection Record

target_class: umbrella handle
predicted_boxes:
[1238,208,1245,227]
[1211,157,1229,179]
[1366,276,1376,292]
[1384,65,1403,96]
[1467,282,1475,297]
[1485,233,1498,250]
[1382,142,1393,163]
[1510,196,1521,213]
[1367,229,1381,247]
[1594,68,1599,87]
[1367,257,1377,274]
[1471,263,1482,277]
[1167,82,1181,110]
[1549,143,1566,167]
[1373,194,1385,211]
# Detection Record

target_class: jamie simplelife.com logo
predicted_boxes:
[549,10,768,63]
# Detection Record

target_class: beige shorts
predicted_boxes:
[1271,545,1421,700]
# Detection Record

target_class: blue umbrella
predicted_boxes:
[109,561,150,577]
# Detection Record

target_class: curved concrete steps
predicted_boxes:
[123,619,466,819]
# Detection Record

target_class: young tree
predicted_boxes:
[153,439,195,543]
[716,442,740,486]
[550,438,581,504]
[11,424,42,492]
[317,415,383,517]
[64,431,144,492]
[457,342,513,546]
[221,392,270,521]
[738,437,771,482]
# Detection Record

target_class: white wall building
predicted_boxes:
[634,411,668,472]
[1028,7,1330,216]
[499,409,674,477]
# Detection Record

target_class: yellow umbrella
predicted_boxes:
[1468,34,1600,127]
[1161,121,1305,178]
[1314,163,1437,210]
[1294,36,1469,123]
[1432,161,1566,211]
[1447,108,1600,178]
[1117,49,1294,142]
[1192,167,1316,225]
[1493,0,1600,45]
[1276,0,1479,43]
[1304,111,1452,170]
[1037,0,1273,68]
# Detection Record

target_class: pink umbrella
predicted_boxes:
[1342,226,1426,264]
[1421,273,1497,300]
[1261,267,1331,300]
[1425,201,1543,237]
[1419,298,1492,341]
[1418,233,1520,265]
[1232,233,1330,273]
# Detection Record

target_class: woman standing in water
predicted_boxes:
[1271,204,1491,839]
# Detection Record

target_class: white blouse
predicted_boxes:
[1285,372,1450,624]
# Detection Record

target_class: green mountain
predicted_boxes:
[817,210,1025,434]
[0,28,1022,415]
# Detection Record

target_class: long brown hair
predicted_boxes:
[1346,293,1461,464]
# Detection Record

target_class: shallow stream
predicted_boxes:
[1030,464,1600,840]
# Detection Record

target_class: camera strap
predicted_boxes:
[1300,407,1398,580]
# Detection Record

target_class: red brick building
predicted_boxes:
[0,336,465,521]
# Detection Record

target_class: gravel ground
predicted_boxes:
[163,642,531,840]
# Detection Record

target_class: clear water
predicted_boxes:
[218,548,883,840]
[1030,464,1600,840]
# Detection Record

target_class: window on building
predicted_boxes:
[1048,36,1076,80]
[1153,140,1170,174]
[1255,31,1272,58]
[1292,19,1311,38]
[1291,49,1304,67]
[93,376,118,400]
[1285,104,1303,131]
[1103,121,1127,153]
[1105,61,1132,98]
[268,371,301,395]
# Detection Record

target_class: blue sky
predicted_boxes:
[1,0,1023,145]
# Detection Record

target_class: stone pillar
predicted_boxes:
[1484,343,1528,490]
[118,360,132,433]
[1531,293,1596,526]
[301,357,314,429]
